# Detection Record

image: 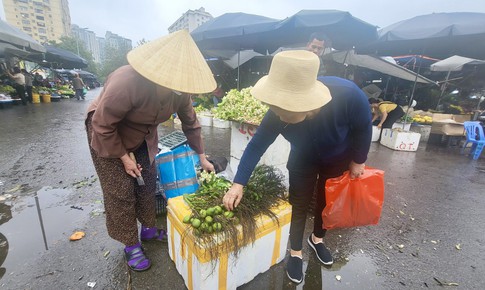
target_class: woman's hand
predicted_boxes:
[349,161,365,179]
[378,111,388,128]
[120,153,142,178]
[199,154,215,172]
[223,183,244,211]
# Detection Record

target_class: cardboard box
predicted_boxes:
[380,129,421,151]
[430,120,465,136]
[167,196,291,290]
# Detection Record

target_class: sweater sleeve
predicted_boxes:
[233,111,280,185]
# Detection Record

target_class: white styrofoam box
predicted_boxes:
[230,122,290,183]
[392,122,411,131]
[167,196,291,290]
[410,124,431,142]
[380,128,421,151]
[212,118,231,129]
[372,126,381,142]
[198,114,213,127]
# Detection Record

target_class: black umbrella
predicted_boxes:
[191,12,280,52]
[0,19,45,54]
[44,45,88,69]
[357,12,485,59]
[268,10,378,51]
[192,10,378,54]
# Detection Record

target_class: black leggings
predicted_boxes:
[382,106,405,129]
[287,152,351,251]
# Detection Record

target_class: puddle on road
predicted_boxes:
[0,187,90,280]
[298,253,385,289]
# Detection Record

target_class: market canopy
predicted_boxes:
[192,10,378,54]
[323,50,437,84]
[357,12,485,59]
[430,55,485,72]
[0,19,45,55]
[30,45,88,69]
[392,55,440,70]
[191,12,280,53]
[268,10,377,51]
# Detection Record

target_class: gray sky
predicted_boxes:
[2,0,485,44]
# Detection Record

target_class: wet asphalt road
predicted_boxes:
[0,87,484,290]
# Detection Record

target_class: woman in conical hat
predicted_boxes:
[222,50,372,284]
[85,30,216,271]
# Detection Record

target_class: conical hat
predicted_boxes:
[127,30,216,94]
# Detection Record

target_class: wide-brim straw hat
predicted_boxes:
[127,30,216,94]
[251,50,332,112]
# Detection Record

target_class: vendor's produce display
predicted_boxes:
[167,165,291,290]
[399,115,414,124]
[0,85,16,96]
[412,114,433,124]
[212,88,268,125]
[56,85,75,97]
[193,94,214,112]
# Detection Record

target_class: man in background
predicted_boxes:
[306,32,331,76]
[6,67,27,105]
[22,69,33,103]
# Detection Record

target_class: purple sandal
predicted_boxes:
[124,244,151,272]
[140,226,168,242]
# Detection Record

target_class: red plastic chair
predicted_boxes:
[461,121,485,160]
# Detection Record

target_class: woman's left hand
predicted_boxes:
[199,154,215,172]
[349,161,365,179]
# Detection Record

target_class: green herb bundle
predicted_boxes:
[212,87,268,125]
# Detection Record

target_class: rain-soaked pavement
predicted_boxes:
[0,87,484,289]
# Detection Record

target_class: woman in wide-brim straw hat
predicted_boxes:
[222,50,373,284]
[85,30,216,272]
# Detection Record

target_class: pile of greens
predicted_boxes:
[181,165,287,262]
[212,87,268,125]
[193,93,215,113]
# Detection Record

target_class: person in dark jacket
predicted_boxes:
[223,50,372,284]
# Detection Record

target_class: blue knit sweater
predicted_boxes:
[234,76,372,185]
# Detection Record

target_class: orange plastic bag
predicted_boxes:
[322,167,385,230]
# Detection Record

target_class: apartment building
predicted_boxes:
[2,0,71,43]
[71,24,100,63]
[168,7,213,33]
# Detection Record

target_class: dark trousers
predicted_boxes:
[15,84,27,105]
[75,88,84,100]
[287,152,351,251]
[25,86,33,103]
[382,106,405,129]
